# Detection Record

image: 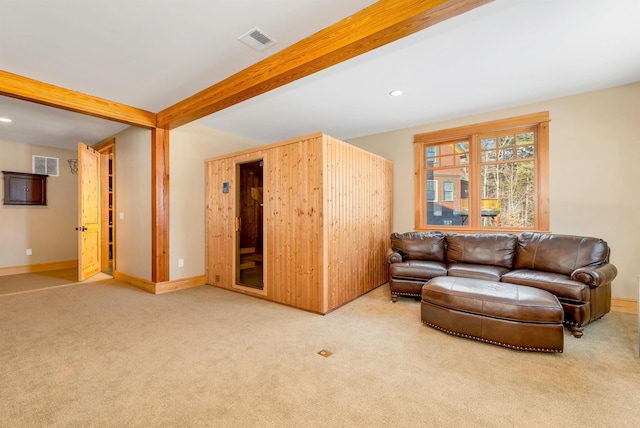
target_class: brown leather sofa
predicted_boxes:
[387,231,617,338]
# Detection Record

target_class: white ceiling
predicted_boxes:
[1,0,639,151]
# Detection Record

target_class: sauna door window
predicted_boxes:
[236,160,264,290]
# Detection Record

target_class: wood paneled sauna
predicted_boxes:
[205,132,392,314]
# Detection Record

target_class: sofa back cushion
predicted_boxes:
[514,232,610,275]
[445,233,518,268]
[390,231,446,262]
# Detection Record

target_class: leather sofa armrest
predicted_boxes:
[571,263,618,288]
[386,248,403,264]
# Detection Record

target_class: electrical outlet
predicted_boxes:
[178,259,184,267]
[26,249,32,256]
[119,212,124,220]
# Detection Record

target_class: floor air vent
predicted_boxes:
[238,27,277,51]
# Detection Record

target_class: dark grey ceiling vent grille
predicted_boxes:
[238,27,277,52]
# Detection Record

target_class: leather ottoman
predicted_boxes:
[421,276,564,352]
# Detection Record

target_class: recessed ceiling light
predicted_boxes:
[389,90,403,97]
[0,117,12,123]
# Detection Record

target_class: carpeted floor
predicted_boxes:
[0,278,639,427]
[0,269,113,296]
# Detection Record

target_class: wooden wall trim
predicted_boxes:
[0,70,156,128]
[0,260,78,277]
[157,0,493,129]
[414,112,550,142]
[155,275,206,294]
[151,128,170,282]
[611,297,638,315]
[93,137,116,152]
[113,270,156,294]
[114,270,204,295]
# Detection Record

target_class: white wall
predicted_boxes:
[169,124,260,281]
[348,82,640,299]
[113,127,152,280]
[0,141,77,268]
[107,123,259,283]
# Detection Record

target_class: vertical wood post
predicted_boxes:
[152,128,170,282]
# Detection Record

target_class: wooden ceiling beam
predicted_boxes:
[0,70,157,128]
[157,0,492,130]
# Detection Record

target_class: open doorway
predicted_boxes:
[97,139,115,276]
[235,159,264,290]
[99,144,115,275]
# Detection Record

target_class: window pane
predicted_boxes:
[425,146,438,167]
[517,145,534,159]
[479,161,534,228]
[457,142,470,165]
[516,132,534,145]
[440,154,458,167]
[456,141,469,153]
[499,148,514,161]
[425,141,469,168]
[426,167,469,226]
[498,135,514,148]
[481,150,496,162]
[481,138,496,150]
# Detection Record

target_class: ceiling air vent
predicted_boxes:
[238,27,277,52]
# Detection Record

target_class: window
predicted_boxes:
[426,180,438,202]
[442,181,454,202]
[414,112,549,232]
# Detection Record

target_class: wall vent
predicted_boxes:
[238,27,277,52]
[33,155,59,176]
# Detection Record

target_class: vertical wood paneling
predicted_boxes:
[205,133,391,314]
[324,135,392,311]
[205,158,236,289]
[264,137,324,312]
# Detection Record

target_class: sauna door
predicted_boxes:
[235,160,264,290]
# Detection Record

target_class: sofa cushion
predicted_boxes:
[501,269,589,302]
[390,260,448,281]
[390,231,446,262]
[514,232,609,276]
[447,263,510,282]
[445,233,517,268]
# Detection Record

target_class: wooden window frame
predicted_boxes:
[414,112,550,233]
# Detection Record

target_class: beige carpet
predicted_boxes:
[0,279,638,427]
[0,269,112,296]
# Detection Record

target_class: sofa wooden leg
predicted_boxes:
[569,324,584,338]
[391,293,398,303]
